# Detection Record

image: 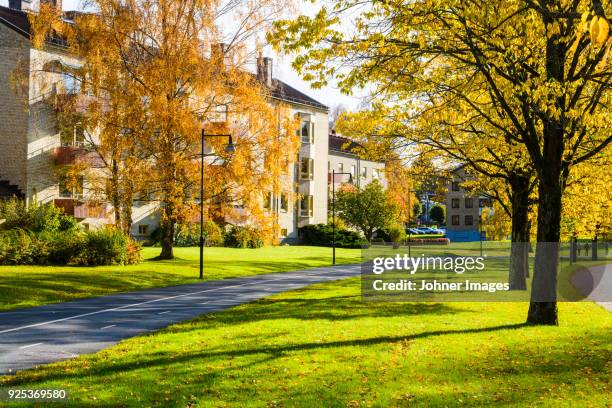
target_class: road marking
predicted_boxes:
[0,267,360,335]
[19,342,43,349]
[100,324,116,330]
[157,311,170,315]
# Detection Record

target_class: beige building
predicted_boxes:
[0,2,111,229]
[0,3,333,242]
[445,165,491,242]
[327,132,386,189]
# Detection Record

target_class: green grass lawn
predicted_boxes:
[1,278,609,407]
[0,246,361,312]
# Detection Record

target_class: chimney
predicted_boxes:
[8,0,23,10]
[257,56,273,88]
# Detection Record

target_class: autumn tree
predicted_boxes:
[30,0,298,258]
[335,180,399,241]
[429,204,445,225]
[270,0,611,325]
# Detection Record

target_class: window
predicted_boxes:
[451,198,460,208]
[296,115,314,144]
[337,163,343,173]
[479,198,490,208]
[263,192,272,210]
[59,175,84,198]
[350,164,356,179]
[62,73,80,95]
[465,197,473,208]
[280,193,288,212]
[138,225,149,235]
[452,181,461,191]
[465,215,474,225]
[451,215,460,225]
[61,124,85,147]
[373,168,382,180]
[361,166,367,179]
[280,228,288,238]
[82,223,90,231]
[300,158,314,180]
[299,195,313,217]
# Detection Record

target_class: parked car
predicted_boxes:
[416,227,436,234]
[406,228,423,235]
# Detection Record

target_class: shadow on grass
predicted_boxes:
[3,322,529,386]
[0,256,360,311]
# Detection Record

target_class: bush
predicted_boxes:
[0,198,78,233]
[81,228,131,266]
[407,237,450,245]
[0,229,36,265]
[0,227,141,266]
[151,221,224,247]
[299,224,367,249]
[387,224,406,248]
[224,225,264,248]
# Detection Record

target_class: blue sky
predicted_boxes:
[0,0,363,111]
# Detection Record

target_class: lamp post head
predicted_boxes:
[224,135,236,153]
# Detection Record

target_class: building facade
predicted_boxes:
[327,132,386,190]
[0,2,338,243]
[445,165,490,242]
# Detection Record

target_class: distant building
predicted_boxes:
[327,131,386,190]
[445,165,491,242]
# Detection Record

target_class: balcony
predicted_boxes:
[54,198,106,219]
[53,144,105,167]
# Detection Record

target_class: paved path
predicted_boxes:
[571,263,611,312]
[0,264,361,375]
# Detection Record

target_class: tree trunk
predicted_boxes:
[527,174,563,325]
[110,160,122,229]
[508,174,531,290]
[159,218,175,260]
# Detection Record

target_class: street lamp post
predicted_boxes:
[199,129,235,279]
[331,169,353,265]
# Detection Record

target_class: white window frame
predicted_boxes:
[300,158,314,180]
[299,195,313,217]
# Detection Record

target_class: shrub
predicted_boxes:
[407,237,450,245]
[81,228,131,266]
[0,197,79,233]
[299,224,367,249]
[38,230,85,264]
[151,221,224,247]
[0,229,35,265]
[0,227,141,266]
[224,225,264,248]
[387,224,406,248]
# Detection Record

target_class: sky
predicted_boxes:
[0,0,364,111]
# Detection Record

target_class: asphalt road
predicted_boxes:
[0,263,361,375]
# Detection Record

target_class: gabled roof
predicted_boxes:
[268,79,327,111]
[329,134,364,155]
[0,5,69,47]
[0,5,328,110]
[0,5,31,38]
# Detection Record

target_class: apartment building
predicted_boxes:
[257,57,330,244]
[327,131,386,189]
[0,2,331,243]
[445,164,491,242]
[0,2,113,229]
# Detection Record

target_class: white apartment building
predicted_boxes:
[328,131,386,190]
[0,2,334,243]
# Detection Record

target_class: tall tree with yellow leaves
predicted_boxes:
[30,0,298,259]
[270,0,611,325]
